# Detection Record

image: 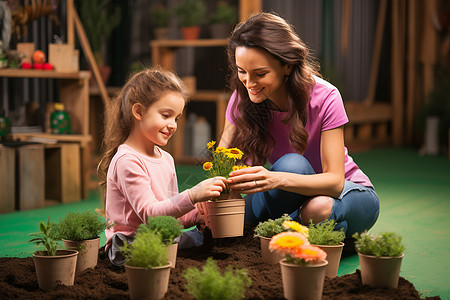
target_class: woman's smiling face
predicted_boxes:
[235,46,291,109]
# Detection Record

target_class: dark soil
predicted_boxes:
[0,225,441,300]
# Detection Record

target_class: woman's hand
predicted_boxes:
[226,166,279,194]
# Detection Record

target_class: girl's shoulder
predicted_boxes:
[115,144,173,165]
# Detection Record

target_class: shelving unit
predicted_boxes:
[150,39,230,163]
[0,68,92,199]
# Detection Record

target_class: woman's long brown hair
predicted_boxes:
[96,68,188,215]
[227,13,319,166]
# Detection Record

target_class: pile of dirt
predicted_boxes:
[0,225,441,299]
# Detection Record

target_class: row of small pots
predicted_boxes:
[260,236,404,300]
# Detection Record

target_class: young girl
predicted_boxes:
[97,68,226,265]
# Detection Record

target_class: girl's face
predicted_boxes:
[137,92,185,147]
[235,46,291,110]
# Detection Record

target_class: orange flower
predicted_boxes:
[269,231,327,264]
[293,244,327,263]
[203,162,213,171]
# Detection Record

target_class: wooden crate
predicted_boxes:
[45,143,81,203]
[0,146,15,213]
[16,144,45,210]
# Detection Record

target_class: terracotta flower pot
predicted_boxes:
[358,253,404,288]
[205,193,245,238]
[63,237,100,273]
[259,236,284,265]
[125,263,171,300]
[181,26,201,40]
[314,242,344,278]
[167,242,178,268]
[279,258,328,300]
[33,249,79,290]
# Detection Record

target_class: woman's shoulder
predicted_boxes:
[312,75,339,93]
[310,75,342,104]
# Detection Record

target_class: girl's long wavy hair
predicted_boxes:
[227,13,320,166]
[97,68,188,215]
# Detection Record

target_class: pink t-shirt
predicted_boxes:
[226,76,373,188]
[104,144,198,251]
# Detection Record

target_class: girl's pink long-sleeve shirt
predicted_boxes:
[104,144,198,251]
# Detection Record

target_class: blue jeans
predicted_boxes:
[245,153,380,237]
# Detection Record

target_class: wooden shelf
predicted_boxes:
[150,39,228,48]
[10,133,92,145]
[0,68,90,80]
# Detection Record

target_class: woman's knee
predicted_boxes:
[271,153,315,175]
[300,196,333,224]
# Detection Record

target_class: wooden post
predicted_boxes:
[406,0,418,145]
[390,0,405,146]
[67,0,75,47]
[365,0,387,105]
[239,0,262,22]
[341,0,352,56]
[420,0,438,100]
[70,2,110,108]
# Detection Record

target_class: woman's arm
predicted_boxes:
[226,126,345,198]
[218,119,236,148]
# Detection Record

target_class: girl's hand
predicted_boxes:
[188,177,227,203]
[227,166,278,194]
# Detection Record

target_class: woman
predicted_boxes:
[219,13,379,237]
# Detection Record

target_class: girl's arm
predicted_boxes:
[226,126,345,198]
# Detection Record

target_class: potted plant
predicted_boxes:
[269,230,328,300]
[201,140,247,238]
[307,219,345,278]
[50,210,107,273]
[254,214,292,264]
[137,215,183,268]
[353,231,405,288]
[174,0,207,40]
[121,229,171,300]
[79,0,121,85]
[208,1,237,39]
[29,217,79,290]
[183,257,252,300]
[149,3,171,40]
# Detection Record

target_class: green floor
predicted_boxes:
[1,148,449,299]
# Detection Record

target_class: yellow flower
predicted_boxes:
[207,141,216,149]
[226,148,244,160]
[232,165,249,171]
[215,146,226,153]
[283,221,309,236]
[203,162,213,171]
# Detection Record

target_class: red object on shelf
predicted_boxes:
[43,63,54,70]
[33,63,43,69]
[21,62,32,69]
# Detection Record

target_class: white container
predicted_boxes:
[192,116,211,157]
